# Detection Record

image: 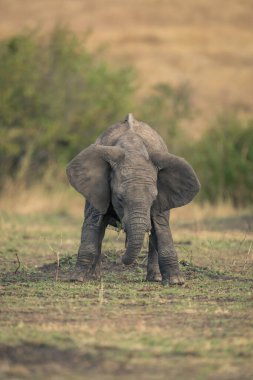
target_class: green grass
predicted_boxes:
[0,209,253,379]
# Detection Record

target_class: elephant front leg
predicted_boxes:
[152,211,185,286]
[72,229,101,282]
[71,203,107,282]
[146,227,161,282]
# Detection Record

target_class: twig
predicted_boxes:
[143,232,149,249]
[98,279,104,306]
[55,251,60,281]
[46,239,60,281]
[237,233,247,254]
[141,256,147,265]
[246,241,252,256]
[14,253,21,274]
[117,229,122,240]
[243,241,253,272]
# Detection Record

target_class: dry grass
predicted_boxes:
[0,183,82,216]
[0,182,247,222]
[0,0,253,135]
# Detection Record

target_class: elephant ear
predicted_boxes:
[66,144,125,213]
[151,152,200,211]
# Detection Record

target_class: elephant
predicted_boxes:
[66,114,200,285]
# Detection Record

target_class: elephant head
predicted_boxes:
[66,135,200,265]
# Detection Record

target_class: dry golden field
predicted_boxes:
[0,0,253,135]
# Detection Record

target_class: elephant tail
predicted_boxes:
[125,113,135,131]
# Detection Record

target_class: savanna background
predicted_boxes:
[0,1,252,379]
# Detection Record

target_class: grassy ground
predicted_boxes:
[0,193,252,379]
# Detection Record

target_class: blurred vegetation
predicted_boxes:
[139,82,192,152]
[0,27,252,206]
[186,115,253,207]
[0,27,135,185]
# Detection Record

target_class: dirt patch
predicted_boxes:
[0,343,79,365]
[2,251,253,286]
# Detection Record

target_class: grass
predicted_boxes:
[0,194,252,379]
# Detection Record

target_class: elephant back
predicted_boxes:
[96,116,168,154]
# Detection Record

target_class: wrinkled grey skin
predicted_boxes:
[66,114,200,285]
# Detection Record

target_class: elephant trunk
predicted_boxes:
[121,214,148,265]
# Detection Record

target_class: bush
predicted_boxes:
[0,27,135,186]
[187,114,253,207]
[137,82,192,152]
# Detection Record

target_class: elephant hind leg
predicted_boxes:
[152,211,185,286]
[146,226,161,282]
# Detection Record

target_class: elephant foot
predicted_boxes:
[70,266,85,282]
[162,270,185,286]
[146,271,162,282]
[69,262,101,282]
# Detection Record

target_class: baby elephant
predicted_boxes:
[66,114,200,285]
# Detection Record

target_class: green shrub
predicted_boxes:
[137,82,192,152]
[0,27,135,185]
[187,114,253,207]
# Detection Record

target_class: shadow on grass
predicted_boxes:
[0,341,137,376]
[0,340,202,380]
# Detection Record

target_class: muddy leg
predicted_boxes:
[152,211,185,286]
[71,202,107,282]
[146,226,161,282]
